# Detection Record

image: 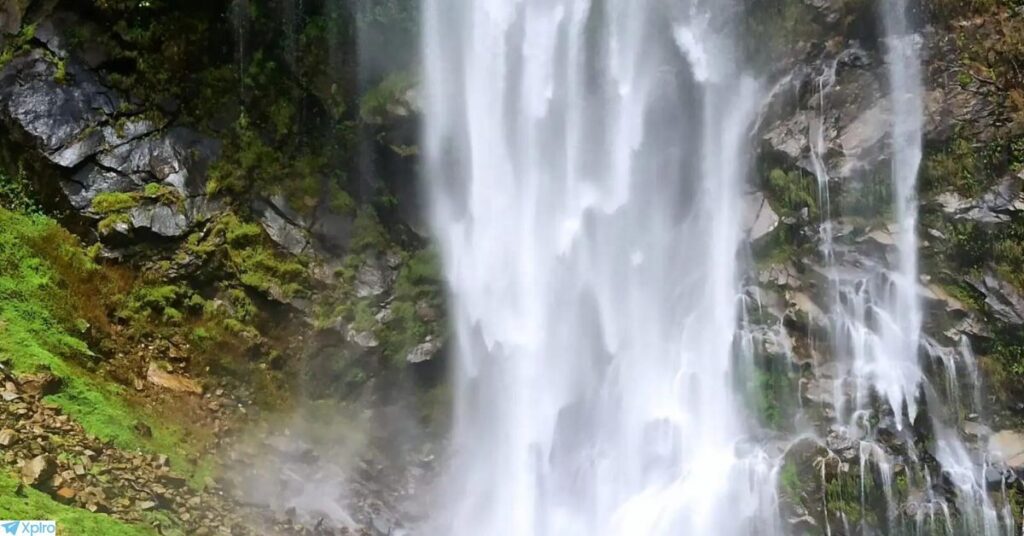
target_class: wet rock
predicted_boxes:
[0,51,119,166]
[963,421,992,440]
[989,431,1024,471]
[21,454,55,486]
[130,203,190,237]
[0,1,27,35]
[759,262,803,288]
[744,192,780,242]
[347,327,380,349]
[966,271,1024,325]
[254,198,311,256]
[936,173,1024,224]
[146,363,203,394]
[406,338,443,364]
[355,258,391,298]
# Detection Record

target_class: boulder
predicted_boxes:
[989,431,1024,471]
[0,0,28,35]
[406,338,443,364]
[743,192,781,242]
[21,454,55,486]
[966,271,1024,325]
[253,198,310,256]
[146,363,203,394]
[0,52,118,165]
[355,257,391,298]
[935,174,1024,224]
[17,371,62,396]
[0,428,16,447]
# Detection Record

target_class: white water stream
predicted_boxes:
[422,1,778,535]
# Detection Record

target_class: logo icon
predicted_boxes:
[0,521,55,535]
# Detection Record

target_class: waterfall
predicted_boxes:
[422,1,779,535]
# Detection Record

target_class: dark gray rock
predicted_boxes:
[0,51,119,166]
[63,163,137,210]
[130,203,190,238]
[967,271,1024,325]
[253,198,311,256]
[935,173,1024,224]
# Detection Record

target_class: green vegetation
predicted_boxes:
[749,366,795,429]
[0,22,37,70]
[0,167,39,213]
[0,208,214,485]
[922,136,991,197]
[360,71,416,124]
[779,460,801,499]
[91,192,139,213]
[379,248,444,364]
[741,0,820,67]
[0,470,157,536]
[766,168,818,218]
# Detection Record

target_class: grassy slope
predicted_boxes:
[0,208,212,526]
[0,471,156,536]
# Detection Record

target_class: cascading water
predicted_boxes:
[803,1,1017,533]
[422,1,779,535]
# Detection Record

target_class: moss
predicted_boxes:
[766,168,818,218]
[91,192,139,214]
[209,213,310,299]
[327,180,356,215]
[360,71,416,124]
[0,470,157,535]
[377,248,444,364]
[0,22,37,70]
[350,208,390,253]
[749,367,795,430]
[779,460,801,499]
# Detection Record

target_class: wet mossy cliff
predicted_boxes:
[742,0,1024,533]
[0,1,442,532]
[0,0,443,401]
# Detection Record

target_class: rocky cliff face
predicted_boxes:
[2,0,1024,534]
[742,0,1024,532]
[0,1,440,534]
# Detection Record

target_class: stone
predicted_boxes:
[18,371,63,397]
[146,363,203,394]
[253,198,310,256]
[136,500,158,511]
[0,428,16,447]
[406,338,443,364]
[355,258,390,298]
[743,192,780,242]
[130,203,190,238]
[990,431,1024,471]
[347,327,380,349]
[21,455,55,486]
[55,487,77,502]
[964,421,992,440]
[967,271,1024,325]
[936,174,1024,224]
